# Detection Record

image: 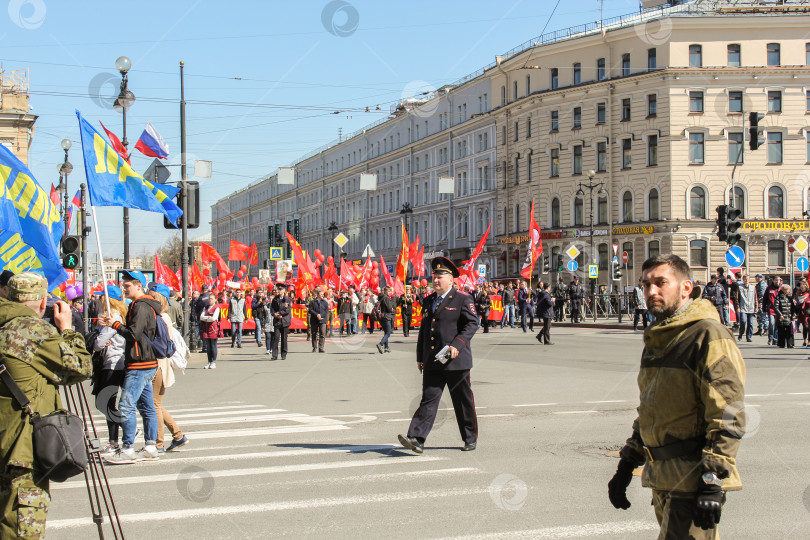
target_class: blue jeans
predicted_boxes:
[379,319,392,348]
[254,317,263,345]
[738,313,755,340]
[231,321,243,345]
[757,307,769,334]
[119,367,158,448]
[768,314,779,343]
[501,304,515,327]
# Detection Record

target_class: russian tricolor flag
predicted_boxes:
[134,121,169,159]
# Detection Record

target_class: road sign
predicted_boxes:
[269,247,283,260]
[386,264,394,274]
[334,232,349,248]
[566,260,579,272]
[622,251,629,264]
[477,277,485,285]
[612,244,619,256]
[612,255,619,263]
[788,237,796,253]
[588,264,598,279]
[144,158,171,184]
[362,244,375,258]
[794,236,808,254]
[725,245,745,267]
[478,264,486,277]
[797,256,809,273]
[565,245,580,260]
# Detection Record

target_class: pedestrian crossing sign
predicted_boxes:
[270,247,283,260]
[589,264,598,279]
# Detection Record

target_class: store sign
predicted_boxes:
[499,230,562,244]
[575,228,609,238]
[742,220,809,232]
[612,225,655,235]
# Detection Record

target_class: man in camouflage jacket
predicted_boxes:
[0,272,92,539]
[608,255,745,539]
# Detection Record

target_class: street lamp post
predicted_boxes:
[114,55,135,269]
[400,202,414,282]
[576,170,605,300]
[328,221,338,260]
[57,139,72,232]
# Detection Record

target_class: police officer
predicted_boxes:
[398,257,479,453]
[307,287,329,353]
[567,276,585,324]
[269,283,291,360]
[553,277,567,322]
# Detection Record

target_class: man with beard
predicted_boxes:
[608,255,745,538]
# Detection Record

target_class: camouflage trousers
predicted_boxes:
[652,490,721,540]
[0,467,50,539]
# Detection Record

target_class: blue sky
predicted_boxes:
[2,0,643,261]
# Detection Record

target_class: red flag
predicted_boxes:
[395,224,409,283]
[228,239,249,262]
[285,231,316,288]
[323,257,339,290]
[247,242,259,266]
[339,258,355,290]
[99,121,129,161]
[154,254,180,290]
[393,278,405,297]
[358,257,372,289]
[49,184,60,206]
[191,261,203,292]
[521,200,543,280]
[200,242,231,277]
[413,246,426,277]
[380,255,396,288]
[408,234,420,262]
[460,222,491,282]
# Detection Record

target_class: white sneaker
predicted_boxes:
[210,362,216,369]
[266,350,272,355]
[103,448,138,465]
[204,363,211,369]
[99,443,119,457]
[137,447,160,461]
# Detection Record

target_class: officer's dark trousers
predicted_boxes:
[554,300,565,322]
[407,369,477,445]
[271,326,288,358]
[570,302,582,323]
[538,317,551,343]
[402,314,412,337]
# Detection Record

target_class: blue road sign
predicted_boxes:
[566,260,579,272]
[725,246,745,267]
[588,264,598,279]
[797,256,809,273]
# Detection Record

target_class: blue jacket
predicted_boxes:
[535,291,554,319]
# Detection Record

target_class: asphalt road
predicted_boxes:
[48,324,810,539]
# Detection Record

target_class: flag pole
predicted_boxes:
[90,205,111,316]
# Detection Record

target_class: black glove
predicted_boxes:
[693,483,722,530]
[608,459,636,510]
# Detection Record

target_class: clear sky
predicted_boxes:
[3,0,644,261]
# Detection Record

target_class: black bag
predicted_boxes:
[0,364,88,482]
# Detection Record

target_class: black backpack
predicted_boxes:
[138,301,176,358]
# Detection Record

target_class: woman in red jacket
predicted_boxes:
[199,292,221,369]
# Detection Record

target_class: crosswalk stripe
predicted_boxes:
[178,424,349,440]
[431,520,659,539]
[93,408,287,423]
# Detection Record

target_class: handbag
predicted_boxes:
[0,364,88,482]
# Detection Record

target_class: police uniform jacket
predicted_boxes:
[270,295,291,328]
[417,287,478,371]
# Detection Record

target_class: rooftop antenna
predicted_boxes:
[338,127,343,142]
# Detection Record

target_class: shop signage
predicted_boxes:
[499,230,562,244]
[575,228,609,238]
[742,220,809,232]
[611,225,655,235]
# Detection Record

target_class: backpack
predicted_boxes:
[372,301,383,321]
[169,327,189,370]
[141,303,176,359]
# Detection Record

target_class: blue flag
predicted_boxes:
[0,143,68,288]
[76,110,183,226]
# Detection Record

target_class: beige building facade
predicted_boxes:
[0,68,37,165]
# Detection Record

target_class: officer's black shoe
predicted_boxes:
[462,442,476,451]
[270,356,278,361]
[398,434,423,454]
[535,334,543,343]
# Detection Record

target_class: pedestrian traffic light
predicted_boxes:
[726,206,742,246]
[61,235,81,269]
[748,112,765,151]
[163,181,200,229]
[542,255,550,273]
[556,255,564,272]
[612,260,622,281]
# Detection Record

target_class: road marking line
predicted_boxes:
[432,520,658,539]
[746,393,780,397]
[553,410,599,415]
[90,404,269,420]
[53,455,447,490]
[386,413,513,422]
[512,403,558,408]
[787,392,810,395]
[48,486,488,529]
[170,424,349,440]
[439,406,487,411]
[585,400,626,404]
[92,408,290,424]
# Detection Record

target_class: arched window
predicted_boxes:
[574,197,584,226]
[598,243,609,270]
[690,239,707,267]
[648,189,659,220]
[648,240,660,259]
[768,186,784,218]
[690,186,706,219]
[551,198,561,228]
[622,191,634,222]
[622,241,634,269]
[731,186,745,218]
[768,240,785,267]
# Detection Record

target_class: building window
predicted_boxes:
[526,118,532,138]
[573,107,582,130]
[768,186,784,218]
[767,43,781,66]
[550,110,559,132]
[574,197,584,226]
[806,90,810,111]
[621,53,631,76]
[527,153,533,182]
[622,191,633,222]
[597,141,607,172]
[647,134,658,166]
[690,186,707,218]
[514,157,520,185]
[689,132,705,164]
[648,240,660,259]
[807,43,810,65]
[513,80,518,100]
[526,75,531,95]
[690,91,704,113]
[729,132,744,164]
[597,196,608,225]
[731,186,745,218]
[768,240,786,267]
[767,132,783,164]
[690,240,708,267]
[597,102,606,124]
[647,94,657,117]
[550,68,558,89]
[502,161,507,188]
[728,44,741,67]
[623,241,634,269]
[501,85,506,106]
[767,90,782,112]
[597,58,606,80]
[647,48,657,70]
[573,63,581,85]
[514,121,519,141]
[551,198,561,228]
[622,139,632,169]
[689,44,702,68]
[550,148,559,177]
[648,188,659,220]
[573,145,582,175]
[621,98,631,121]
[729,90,742,113]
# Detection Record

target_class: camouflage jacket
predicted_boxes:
[0,298,92,472]
[620,298,746,494]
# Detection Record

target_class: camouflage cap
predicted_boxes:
[8,272,48,302]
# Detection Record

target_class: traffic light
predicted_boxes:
[542,255,550,273]
[612,260,623,281]
[726,206,742,246]
[556,254,564,272]
[748,112,765,151]
[61,235,81,269]
[163,181,200,229]
[716,205,729,242]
